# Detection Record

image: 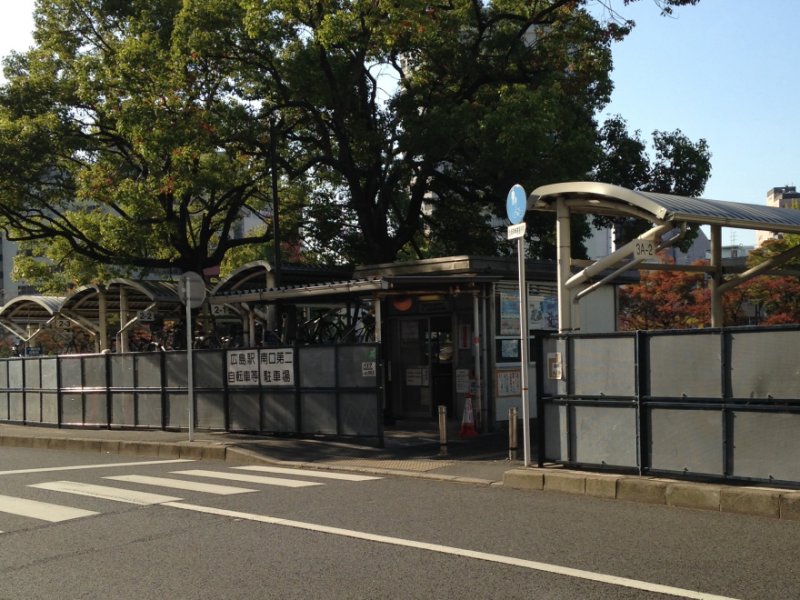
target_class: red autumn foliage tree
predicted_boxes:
[618,254,800,331]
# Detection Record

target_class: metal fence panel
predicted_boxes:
[731,411,800,482]
[543,403,568,461]
[60,357,82,388]
[166,391,188,428]
[301,392,337,434]
[136,392,162,428]
[573,337,635,397]
[110,355,135,388]
[136,353,162,388]
[299,347,336,388]
[649,333,722,398]
[195,351,224,388]
[196,392,225,429]
[61,393,83,424]
[85,392,107,425]
[649,408,723,476]
[730,330,800,399]
[339,393,379,436]
[42,393,58,423]
[262,392,297,432]
[165,353,187,388]
[84,356,107,389]
[0,361,7,420]
[9,360,23,389]
[573,405,638,467]
[338,346,379,388]
[111,392,136,427]
[228,391,260,431]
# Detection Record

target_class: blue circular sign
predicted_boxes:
[506,184,527,225]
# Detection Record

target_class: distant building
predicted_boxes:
[756,186,800,247]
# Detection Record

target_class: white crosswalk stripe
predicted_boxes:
[30,481,182,505]
[0,493,98,522]
[171,469,322,488]
[1,464,375,529]
[104,475,257,495]
[234,465,381,482]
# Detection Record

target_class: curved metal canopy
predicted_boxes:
[0,295,65,321]
[529,181,800,234]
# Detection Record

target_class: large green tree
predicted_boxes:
[0,0,702,291]
[0,0,272,288]
[592,115,712,248]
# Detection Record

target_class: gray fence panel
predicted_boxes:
[573,405,638,467]
[9,393,23,421]
[301,392,337,434]
[573,337,635,397]
[111,392,136,427]
[166,391,188,428]
[196,392,225,429]
[25,359,41,389]
[649,408,723,475]
[195,351,224,388]
[41,358,58,389]
[262,392,297,432]
[339,393,379,436]
[730,330,800,399]
[9,360,23,389]
[229,391,260,430]
[60,357,82,388]
[42,393,58,423]
[165,353,188,388]
[83,356,107,389]
[136,354,162,388]
[0,361,7,420]
[110,355,135,388]
[338,346,379,388]
[543,403,568,461]
[649,334,722,398]
[136,393,162,428]
[299,347,336,388]
[731,411,800,482]
[61,393,83,424]
[84,392,108,425]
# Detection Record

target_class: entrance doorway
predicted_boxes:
[389,316,454,420]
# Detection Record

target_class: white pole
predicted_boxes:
[517,237,531,467]
[185,276,195,442]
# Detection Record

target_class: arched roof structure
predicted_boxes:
[528,181,800,331]
[0,295,66,341]
[529,181,800,234]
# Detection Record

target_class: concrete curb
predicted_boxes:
[503,468,800,521]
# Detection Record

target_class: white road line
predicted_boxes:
[104,475,257,495]
[30,481,182,505]
[0,493,98,522]
[234,466,381,482]
[164,502,740,600]
[172,470,322,489]
[0,459,194,477]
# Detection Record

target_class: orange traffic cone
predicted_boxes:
[459,395,477,437]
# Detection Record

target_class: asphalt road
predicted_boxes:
[0,447,798,599]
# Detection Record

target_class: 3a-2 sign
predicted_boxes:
[633,239,656,260]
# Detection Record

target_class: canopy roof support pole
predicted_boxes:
[98,288,108,352]
[710,225,724,327]
[556,199,572,332]
[118,288,129,353]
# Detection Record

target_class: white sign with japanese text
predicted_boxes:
[226,350,260,386]
[259,348,295,386]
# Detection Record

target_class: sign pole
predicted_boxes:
[517,236,531,467]
[506,184,531,467]
[185,276,194,443]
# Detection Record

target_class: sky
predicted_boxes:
[1,1,798,247]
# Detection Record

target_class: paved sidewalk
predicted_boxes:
[2,422,800,522]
